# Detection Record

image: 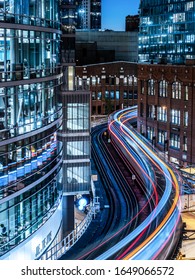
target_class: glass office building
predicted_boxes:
[139,0,195,64]
[76,0,101,30]
[0,0,91,259]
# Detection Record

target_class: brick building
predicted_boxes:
[76,62,138,115]
[137,60,195,166]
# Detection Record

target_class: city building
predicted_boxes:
[59,0,91,238]
[76,30,138,65]
[139,0,195,64]
[137,0,195,166]
[76,62,138,115]
[126,15,139,32]
[76,0,101,30]
[0,0,91,260]
[137,60,195,166]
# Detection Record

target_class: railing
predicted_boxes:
[0,65,62,83]
[40,198,100,260]
[0,11,61,30]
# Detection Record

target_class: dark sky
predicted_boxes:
[102,0,140,31]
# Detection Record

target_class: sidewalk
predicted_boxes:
[180,212,195,259]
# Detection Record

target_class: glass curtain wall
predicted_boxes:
[139,0,195,63]
[0,0,63,258]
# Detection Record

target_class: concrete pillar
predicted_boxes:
[62,195,74,237]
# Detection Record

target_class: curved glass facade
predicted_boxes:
[0,0,63,259]
[139,0,195,63]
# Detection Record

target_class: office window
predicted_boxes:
[147,126,154,141]
[171,109,180,125]
[157,106,167,122]
[68,66,74,91]
[97,92,102,100]
[92,92,96,100]
[170,133,180,149]
[141,80,144,94]
[123,91,127,99]
[116,91,120,100]
[148,79,155,95]
[184,86,188,100]
[159,80,168,97]
[158,130,167,144]
[147,104,155,119]
[67,140,90,157]
[183,136,187,152]
[184,111,188,127]
[67,103,89,131]
[172,82,181,99]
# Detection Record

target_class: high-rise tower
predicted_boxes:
[76,0,101,30]
[0,0,91,260]
[139,0,195,64]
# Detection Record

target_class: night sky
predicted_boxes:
[102,0,140,31]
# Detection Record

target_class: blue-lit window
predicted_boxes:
[170,133,180,149]
[116,91,119,100]
[67,140,90,157]
[110,91,114,99]
[123,91,127,99]
[171,109,180,125]
[158,130,167,144]
[97,92,101,100]
[105,90,109,99]
[157,106,167,122]
[147,126,154,141]
[67,103,89,131]
[67,166,90,185]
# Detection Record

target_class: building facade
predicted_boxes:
[139,0,195,64]
[76,0,101,30]
[137,61,195,166]
[76,30,138,64]
[137,0,195,166]
[126,15,139,32]
[0,0,91,260]
[76,62,138,115]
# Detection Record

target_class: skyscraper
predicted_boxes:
[0,0,91,260]
[76,0,101,30]
[139,0,195,64]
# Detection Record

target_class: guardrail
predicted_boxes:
[39,198,100,260]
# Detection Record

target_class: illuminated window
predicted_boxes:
[159,80,168,97]
[171,109,180,125]
[91,76,96,85]
[158,130,167,144]
[148,79,155,95]
[184,86,188,100]
[184,111,188,127]
[172,82,181,99]
[68,66,74,90]
[147,126,154,141]
[148,104,155,119]
[157,106,167,122]
[170,133,180,149]
[183,136,187,152]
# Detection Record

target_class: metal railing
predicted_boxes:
[39,198,100,260]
